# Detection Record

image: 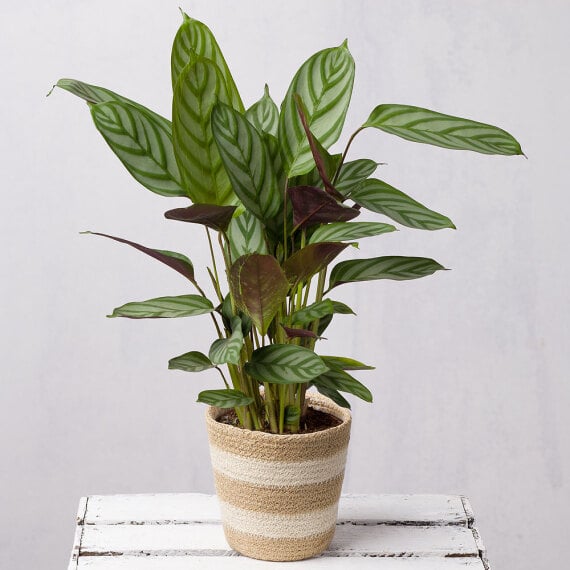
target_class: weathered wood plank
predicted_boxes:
[78,556,485,569]
[68,497,88,570]
[84,493,468,526]
[80,522,479,558]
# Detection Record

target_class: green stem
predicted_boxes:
[205,228,224,303]
[332,126,365,185]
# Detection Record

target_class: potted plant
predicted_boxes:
[51,10,522,562]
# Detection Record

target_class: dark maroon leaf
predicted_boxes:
[294,94,344,200]
[288,186,360,229]
[283,242,348,286]
[164,204,237,232]
[82,231,195,283]
[282,325,322,339]
[229,254,290,335]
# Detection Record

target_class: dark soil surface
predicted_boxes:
[216,406,342,434]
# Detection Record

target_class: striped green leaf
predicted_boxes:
[209,317,244,365]
[245,85,279,137]
[171,11,244,112]
[352,179,455,231]
[363,104,523,156]
[245,345,328,385]
[172,56,234,205]
[108,295,213,319]
[212,102,281,227]
[291,299,354,327]
[54,78,171,131]
[312,368,373,402]
[169,351,214,372]
[321,355,375,371]
[312,385,350,409]
[227,210,268,261]
[329,256,447,289]
[279,42,355,176]
[197,389,253,408]
[90,101,185,198]
[335,159,378,195]
[82,232,196,283]
[309,221,397,244]
[229,254,290,335]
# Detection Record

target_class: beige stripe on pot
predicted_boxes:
[224,525,336,562]
[219,500,339,539]
[209,444,348,487]
[214,470,344,514]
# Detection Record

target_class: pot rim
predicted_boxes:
[205,390,351,441]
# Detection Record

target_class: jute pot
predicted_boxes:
[205,392,352,561]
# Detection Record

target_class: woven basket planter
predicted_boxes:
[205,392,352,561]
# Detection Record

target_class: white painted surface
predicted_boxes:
[1,3,568,570]
[70,493,485,567]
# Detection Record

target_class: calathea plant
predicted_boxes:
[52,11,522,434]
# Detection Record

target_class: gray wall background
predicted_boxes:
[1,1,568,568]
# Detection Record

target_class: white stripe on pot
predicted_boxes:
[219,500,339,539]
[209,445,348,487]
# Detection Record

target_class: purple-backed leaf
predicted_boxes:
[81,231,195,283]
[229,254,290,335]
[283,242,348,287]
[281,325,322,340]
[294,94,344,200]
[288,186,360,229]
[164,204,237,232]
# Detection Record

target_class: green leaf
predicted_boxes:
[245,85,279,137]
[363,104,523,156]
[108,295,213,319]
[352,179,455,231]
[171,11,244,112]
[312,368,373,402]
[90,101,185,198]
[329,256,447,289]
[197,389,253,408]
[172,55,234,205]
[291,299,354,327]
[54,78,171,131]
[312,385,351,409]
[227,209,268,260]
[169,351,214,372]
[229,254,290,335]
[335,159,378,195]
[245,344,328,385]
[279,42,355,176]
[209,317,244,365]
[164,204,237,232]
[212,102,282,228]
[82,232,195,283]
[284,242,348,287]
[321,355,375,371]
[309,221,397,244]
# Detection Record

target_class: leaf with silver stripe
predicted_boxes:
[291,299,354,327]
[90,101,185,198]
[279,42,355,177]
[171,11,244,112]
[363,104,523,156]
[352,178,455,230]
[209,317,244,365]
[245,344,329,385]
[212,102,282,228]
[108,295,214,319]
[197,389,253,408]
[169,351,214,372]
[54,78,171,131]
[309,221,397,244]
[245,85,279,137]
[329,256,447,289]
[312,385,351,409]
[172,56,234,205]
[312,368,373,402]
[227,209,268,261]
[335,159,378,195]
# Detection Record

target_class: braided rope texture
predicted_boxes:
[205,392,352,561]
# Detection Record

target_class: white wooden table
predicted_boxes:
[68,493,490,569]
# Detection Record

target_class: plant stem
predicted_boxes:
[215,366,230,389]
[205,228,224,303]
[332,126,365,185]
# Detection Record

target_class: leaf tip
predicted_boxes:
[340,38,349,50]
[46,84,57,98]
[79,230,93,235]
